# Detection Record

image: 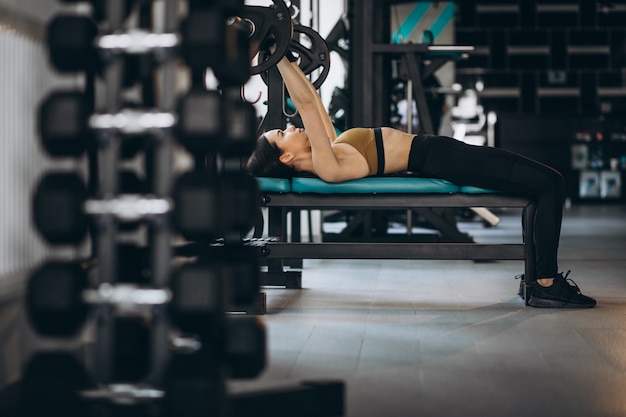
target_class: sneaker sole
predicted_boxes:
[528,296,595,309]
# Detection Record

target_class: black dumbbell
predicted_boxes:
[27,257,257,337]
[171,171,260,240]
[180,9,226,71]
[163,351,227,417]
[171,172,220,241]
[26,261,90,336]
[26,261,167,336]
[37,92,151,159]
[169,246,260,333]
[21,352,90,417]
[199,245,260,306]
[169,261,224,334]
[176,89,258,155]
[47,14,180,74]
[219,171,260,235]
[38,92,88,157]
[33,171,172,244]
[47,11,227,75]
[224,316,266,379]
[48,1,292,75]
[22,352,164,413]
[32,172,89,245]
[38,88,255,157]
[38,91,174,157]
[47,12,163,88]
[46,15,99,73]
[38,91,92,157]
[167,316,266,379]
[176,90,224,155]
[221,97,258,156]
[212,19,251,86]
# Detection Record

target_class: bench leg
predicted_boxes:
[230,292,267,315]
[261,259,303,289]
[260,206,303,289]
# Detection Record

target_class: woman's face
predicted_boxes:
[266,125,311,156]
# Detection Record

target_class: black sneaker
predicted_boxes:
[527,271,596,308]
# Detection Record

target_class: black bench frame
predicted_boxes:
[258,191,536,305]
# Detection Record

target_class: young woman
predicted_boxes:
[247,54,596,309]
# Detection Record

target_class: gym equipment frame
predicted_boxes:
[255,177,537,307]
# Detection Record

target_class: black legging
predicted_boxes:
[408,133,565,279]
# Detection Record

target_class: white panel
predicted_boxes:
[0,26,81,279]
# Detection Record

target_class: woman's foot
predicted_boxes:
[528,271,596,308]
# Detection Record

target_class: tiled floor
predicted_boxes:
[1,205,625,416]
[231,204,626,417]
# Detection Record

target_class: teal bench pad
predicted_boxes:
[291,177,460,194]
[255,177,291,193]
[256,177,497,194]
[459,186,498,194]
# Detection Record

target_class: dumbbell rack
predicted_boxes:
[21,0,344,416]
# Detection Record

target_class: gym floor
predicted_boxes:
[230,204,626,417]
[1,204,625,416]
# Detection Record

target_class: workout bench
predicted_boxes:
[253,175,537,306]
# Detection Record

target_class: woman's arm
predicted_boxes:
[276,58,337,142]
[276,57,353,181]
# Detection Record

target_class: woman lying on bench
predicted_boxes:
[246,50,596,309]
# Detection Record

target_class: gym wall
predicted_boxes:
[0,4,83,287]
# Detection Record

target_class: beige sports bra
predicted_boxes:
[333,128,384,176]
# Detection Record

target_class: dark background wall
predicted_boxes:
[454,0,626,202]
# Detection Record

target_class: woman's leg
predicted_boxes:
[413,135,564,278]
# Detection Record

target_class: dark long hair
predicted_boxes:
[246,134,297,178]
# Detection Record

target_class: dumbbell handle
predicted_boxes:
[83,283,171,313]
[84,195,171,221]
[171,334,202,353]
[98,29,180,54]
[89,109,176,134]
[81,383,164,405]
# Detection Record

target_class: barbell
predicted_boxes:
[260,24,331,89]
